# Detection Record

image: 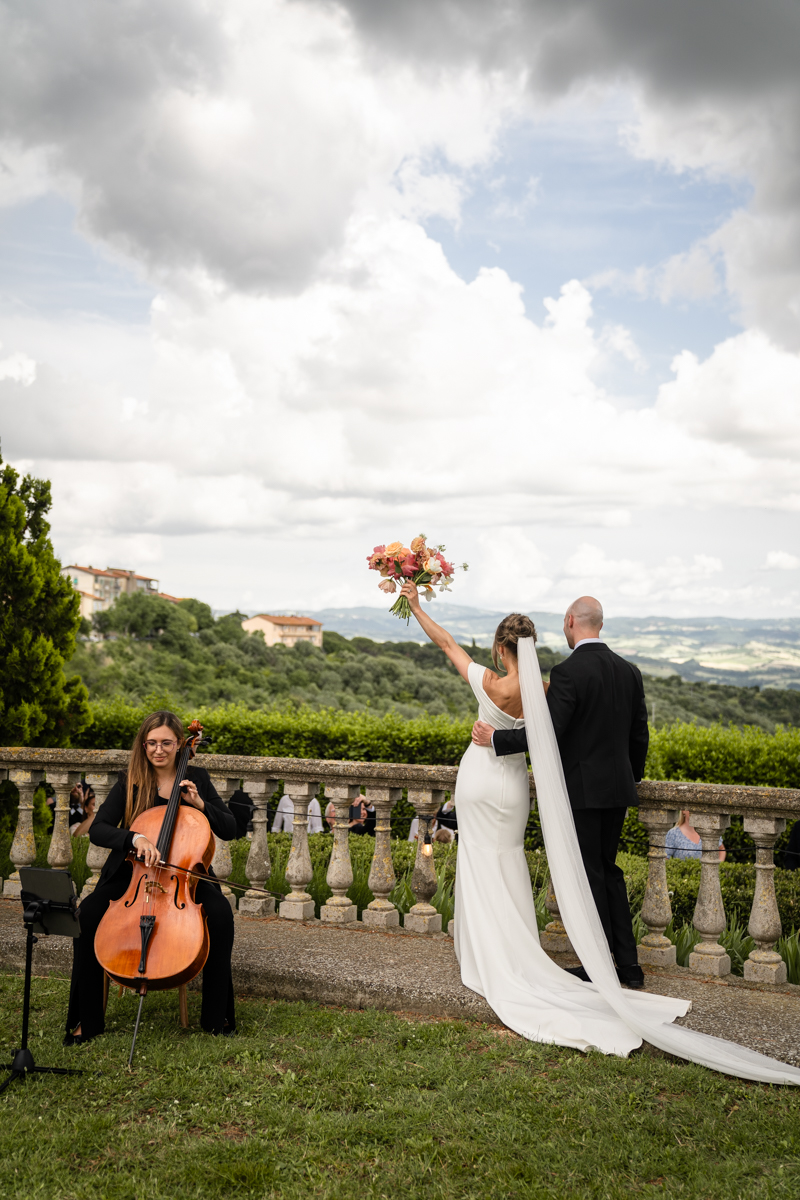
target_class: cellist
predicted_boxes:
[65,710,238,1044]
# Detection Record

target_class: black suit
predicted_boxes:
[493,642,649,966]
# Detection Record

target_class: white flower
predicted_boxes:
[423,556,440,573]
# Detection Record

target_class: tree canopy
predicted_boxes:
[63,590,800,730]
[0,450,89,744]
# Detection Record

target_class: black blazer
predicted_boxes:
[89,765,237,886]
[493,642,649,810]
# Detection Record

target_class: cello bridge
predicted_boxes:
[144,880,166,895]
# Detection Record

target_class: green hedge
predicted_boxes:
[77,699,800,787]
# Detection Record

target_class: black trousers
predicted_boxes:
[66,863,236,1039]
[572,806,637,968]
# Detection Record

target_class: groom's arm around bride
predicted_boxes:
[473,596,649,986]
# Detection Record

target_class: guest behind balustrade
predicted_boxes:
[272,794,323,833]
[665,810,726,862]
[69,782,96,837]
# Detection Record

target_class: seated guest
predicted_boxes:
[69,783,96,837]
[308,797,323,834]
[272,794,323,833]
[408,817,439,842]
[272,794,294,832]
[665,810,726,861]
[436,799,457,840]
[349,800,369,835]
[781,819,800,871]
[434,826,454,845]
[228,788,254,839]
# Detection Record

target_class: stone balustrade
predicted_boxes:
[0,751,798,979]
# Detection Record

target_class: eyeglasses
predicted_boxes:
[144,739,178,751]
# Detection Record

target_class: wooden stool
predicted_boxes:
[103,973,189,1028]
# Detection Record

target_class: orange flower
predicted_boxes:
[385,541,404,556]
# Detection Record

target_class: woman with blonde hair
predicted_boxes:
[65,710,238,1044]
[398,581,800,1083]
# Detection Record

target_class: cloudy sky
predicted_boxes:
[1,0,799,618]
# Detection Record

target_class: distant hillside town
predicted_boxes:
[242,613,323,649]
[62,565,324,650]
[61,564,186,621]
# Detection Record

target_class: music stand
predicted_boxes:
[0,868,84,1094]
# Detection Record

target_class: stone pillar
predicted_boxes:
[636,805,680,968]
[208,775,242,913]
[3,768,45,898]
[404,789,444,934]
[279,781,319,920]
[362,786,402,929]
[45,769,82,871]
[79,773,114,899]
[688,811,732,977]
[539,878,575,955]
[320,784,360,924]
[743,815,787,984]
[239,776,277,917]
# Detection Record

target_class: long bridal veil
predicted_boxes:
[517,638,800,1085]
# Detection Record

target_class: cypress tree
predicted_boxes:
[0,449,89,745]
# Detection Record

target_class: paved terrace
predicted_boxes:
[1,899,798,1068]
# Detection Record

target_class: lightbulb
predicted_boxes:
[421,831,433,857]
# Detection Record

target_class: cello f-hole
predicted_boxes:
[124,873,148,908]
[171,875,186,910]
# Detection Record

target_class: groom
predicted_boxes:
[472,595,649,989]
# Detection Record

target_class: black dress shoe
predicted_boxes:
[564,966,591,982]
[616,964,645,989]
[63,1031,94,1046]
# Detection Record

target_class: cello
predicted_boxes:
[94,719,214,1062]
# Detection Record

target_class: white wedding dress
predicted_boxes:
[453,651,800,1084]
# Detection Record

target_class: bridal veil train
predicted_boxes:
[453,643,800,1085]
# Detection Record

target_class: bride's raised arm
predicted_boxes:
[398,581,473,682]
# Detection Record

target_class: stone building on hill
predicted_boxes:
[241,613,323,649]
[61,565,160,621]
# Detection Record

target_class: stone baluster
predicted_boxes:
[538,878,575,955]
[320,784,360,924]
[208,775,243,913]
[688,811,732,976]
[743,815,787,983]
[280,781,320,920]
[239,776,277,916]
[405,789,444,934]
[363,786,402,929]
[45,769,82,871]
[636,805,681,967]
[3,767,45,898]
[79,773,115,898]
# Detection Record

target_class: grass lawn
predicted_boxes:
[0,974,798,1199]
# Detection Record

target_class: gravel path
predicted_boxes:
[1,897,797,1066]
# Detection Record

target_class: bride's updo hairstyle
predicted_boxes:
[492,614,537,672]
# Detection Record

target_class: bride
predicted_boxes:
[398,581,800,1084]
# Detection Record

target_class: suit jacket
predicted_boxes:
[493,642,649,810]
[89,764,237,886]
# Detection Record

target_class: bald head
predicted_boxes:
[563,595,603,649]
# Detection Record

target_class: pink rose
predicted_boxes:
[401,554,418,577]
[378,579,397,594]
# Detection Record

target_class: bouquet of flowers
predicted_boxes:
[366,534,469,622]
